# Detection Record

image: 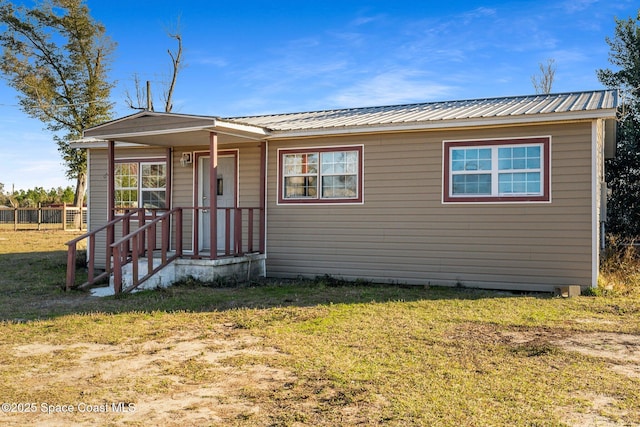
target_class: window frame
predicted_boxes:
[442,137,551,203]
[114,157,169,214]
[277,145,364,205]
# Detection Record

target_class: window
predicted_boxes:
[443,138,550,202]
[115,160,167,211]
[279,146,363,204]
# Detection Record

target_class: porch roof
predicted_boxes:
[78,90,618,147]
[81,111,269,147]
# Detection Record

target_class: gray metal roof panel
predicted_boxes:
[225,90,617,132]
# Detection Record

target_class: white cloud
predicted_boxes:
[328,69,457,107]
[460,7,497,22]
[193,56,228,67]
[562,0,599,13]
[350,15,383,27]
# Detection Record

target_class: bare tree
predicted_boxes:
[531,58,556,94]
[163,29,182,112]
[124,73,147,110]
[124,21,183,113]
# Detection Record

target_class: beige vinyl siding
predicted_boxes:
[172,147,198,252]
[88,149,108,269]
[235,143,264,252]
[266,122,594,291]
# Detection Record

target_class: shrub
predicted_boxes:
[599,235,640,296]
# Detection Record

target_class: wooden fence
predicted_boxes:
[0,204,87,231]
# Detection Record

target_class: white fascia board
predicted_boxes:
[84,125,212,141]
[70,139,148,149]
[214,119,271,137]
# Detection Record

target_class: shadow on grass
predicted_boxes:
[0,250,552,322]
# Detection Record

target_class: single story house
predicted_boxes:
[68,90,618,293]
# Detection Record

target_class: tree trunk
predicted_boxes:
[74,172,87,207]
[73,172,87,230]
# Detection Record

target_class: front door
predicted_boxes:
[198,154,236,252]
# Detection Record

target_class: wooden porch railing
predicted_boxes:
[65,206,264,294]
[191,207,264,259]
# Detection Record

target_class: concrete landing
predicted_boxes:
[90,253,266,297]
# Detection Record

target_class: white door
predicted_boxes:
[199,155,236,252]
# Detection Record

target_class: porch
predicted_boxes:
[66,205,266,294]
[66,112,269,294]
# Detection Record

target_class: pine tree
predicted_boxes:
[0,0,114,207]
[598,11,640,238]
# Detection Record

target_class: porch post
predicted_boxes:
[165,147,173,249]
[209,132,218,259]
[107,140,115,273]
[108,140,115,222]
[259,140,266,254]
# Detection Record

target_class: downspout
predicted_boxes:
[592,120,605,289]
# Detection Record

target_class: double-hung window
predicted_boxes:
[115,160,167,211]
[443,137,550,202]
[279,146,363,204]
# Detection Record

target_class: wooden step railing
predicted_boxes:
[112,208,183,293]
[65,209,148,291]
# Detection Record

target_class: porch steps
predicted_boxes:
[90,253,267,297]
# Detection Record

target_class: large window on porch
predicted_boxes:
[114,160,167,211]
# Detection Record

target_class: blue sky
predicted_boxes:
[0,0,637,191]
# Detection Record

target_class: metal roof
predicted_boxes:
[225,90,618,134]
[76,90,618,148]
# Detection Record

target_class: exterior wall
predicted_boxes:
[265,121,596,291]
[86,121,599,291]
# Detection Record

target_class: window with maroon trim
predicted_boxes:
[115,160,167,210]
[279,146,363,204]
[443,138,550,203]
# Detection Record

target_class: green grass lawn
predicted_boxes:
[0,230,639,426]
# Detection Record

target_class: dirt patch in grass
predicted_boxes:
[499,328,640,371]
[1,324,296,426]
[496,328,640,427]
[555,332,640,426]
